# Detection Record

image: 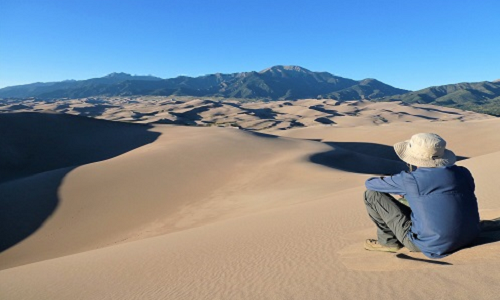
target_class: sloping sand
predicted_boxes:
[1,110,499,299]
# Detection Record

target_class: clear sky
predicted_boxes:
[1,0,499,90]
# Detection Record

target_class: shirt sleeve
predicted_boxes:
[365,171,406,195]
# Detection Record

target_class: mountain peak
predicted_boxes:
[359,78,381,85]
[259,65,312,74]
[104,72,132,78]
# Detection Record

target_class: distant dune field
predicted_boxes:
[1,100,499,299]
[0,96,491,131]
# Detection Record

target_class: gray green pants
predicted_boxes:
[364,190,420,252]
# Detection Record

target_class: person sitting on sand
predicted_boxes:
[363,133,481,259]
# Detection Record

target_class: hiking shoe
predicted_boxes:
[364,239,402,253]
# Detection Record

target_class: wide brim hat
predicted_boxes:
[394,133,456,168]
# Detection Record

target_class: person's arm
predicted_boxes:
[365,172,406,195]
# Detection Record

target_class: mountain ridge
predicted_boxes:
[378,80,500,116]
[0,65,407,101]
[0,73,163,98]
[2,66,499,116]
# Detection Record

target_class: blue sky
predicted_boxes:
[1,0,499,90]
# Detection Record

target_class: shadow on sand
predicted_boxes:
[310,142,407,175]
[395,253,453,265]
[472,218,500,247]
[310,141,468,175]
[0,112,160,253]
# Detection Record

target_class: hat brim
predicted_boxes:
[393,140,456,168]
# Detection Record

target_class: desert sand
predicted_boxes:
[0,99,499,299]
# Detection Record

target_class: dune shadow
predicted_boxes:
[72,104,118,117]
[326,142,401,161]
[0,112,161,253]
[246,131,280,139]
[310,142,407,175]
[314,117,336,125]
[416,107,462,115]
[310,141,469,175]
[309,105,344,116]
[396,111,439,120]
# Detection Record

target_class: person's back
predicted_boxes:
[390,166,480,258]
[363,133,480,259]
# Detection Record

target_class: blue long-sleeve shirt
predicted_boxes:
[365,165,480,259]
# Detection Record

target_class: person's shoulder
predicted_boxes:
[449,165,474,177]
[450,165,471,172]
[395,169,417,182]
[394,170,412,177]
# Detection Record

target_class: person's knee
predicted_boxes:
[364,189,378,203]
[364,189,387,204]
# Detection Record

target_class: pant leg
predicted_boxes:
[363,190,419,251]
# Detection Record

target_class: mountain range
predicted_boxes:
[0,66,408,101]
[1,66,499,116]
[378,81,500,116]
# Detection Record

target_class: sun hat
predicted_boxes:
[393,133,456,168]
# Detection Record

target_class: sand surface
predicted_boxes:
[0,101,499,299]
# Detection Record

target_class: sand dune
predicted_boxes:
[1,112,367,270]
[0,96,492,131]
[1,107,499,299]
